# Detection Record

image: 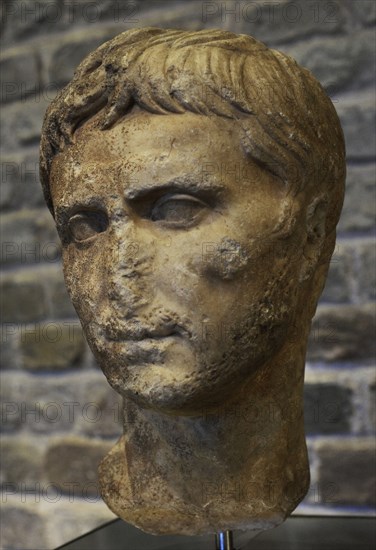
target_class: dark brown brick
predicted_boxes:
[317,439,376,505]
[307,304,376,361]
[304,384,353,434]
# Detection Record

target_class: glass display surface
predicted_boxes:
[57,516,375,550]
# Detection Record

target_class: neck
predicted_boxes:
[99,341,310,535]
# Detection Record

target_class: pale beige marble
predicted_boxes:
[40,28,346,536]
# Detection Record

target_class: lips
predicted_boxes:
[104,320,191,342]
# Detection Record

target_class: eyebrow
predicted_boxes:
[123,175,227,201]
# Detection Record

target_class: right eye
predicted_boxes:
[68,211,108,242]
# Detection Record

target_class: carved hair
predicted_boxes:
[40,27,345,236]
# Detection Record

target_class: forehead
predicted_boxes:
[49,110,253,200]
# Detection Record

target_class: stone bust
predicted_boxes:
[40,28,345,536]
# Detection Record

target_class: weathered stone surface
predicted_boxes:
[0,46,40,103]
[317,439,376,506]
[338,163,376,233]
[42,264,78,318]
[44,436,112,496]
[0,208,60,265]
[39,28,347,535]
[308,304,376,361]
[0,150,45,211]
[20,320,86,371]
[304,384,353,434]
[1,270,48,322]
[0,2,373,547]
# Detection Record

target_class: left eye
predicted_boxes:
[68,211,108,242]
[150,194,208,227]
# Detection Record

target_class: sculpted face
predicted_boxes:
[50,107,308,414]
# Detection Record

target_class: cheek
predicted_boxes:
[62,246,105,318]
[200,237,251,281]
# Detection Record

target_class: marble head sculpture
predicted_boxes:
[40,28,345,536]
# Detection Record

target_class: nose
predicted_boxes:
[107,220,155,316]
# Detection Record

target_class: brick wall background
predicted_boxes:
[1,1,375,548]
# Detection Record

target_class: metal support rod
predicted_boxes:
[215,530,235,550]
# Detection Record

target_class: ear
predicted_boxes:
[299,196,328,283]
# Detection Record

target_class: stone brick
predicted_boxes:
[75,371,123,438]
[44,436,113,496]
[307,304,376,361]
[48,29,120,87]
[0,96,49,151]
[370,381,376,433]
[22,372,82,434]
[357,241,376,302]
[336,92,376,159]
[1,0,64,45]
[317,438,376,505]
[320,241,354,303]
[304,384,353,435]
[0,150,45,211]
[338,163,376,233]
[0,46,40,104]
[44,498,116,549]
[0,504,48,550]
[61,0,142,27]
[1,269,48,323]
[0,322,21,370]
[0,373,25,432]
[45,264,78,319]
[0,435,44,487]
[281,29,375,94]
[20,320,86,371]
[222,0,350,45]
[0,208,60,265]
[349,0,376,25]
[0,371,99,434]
